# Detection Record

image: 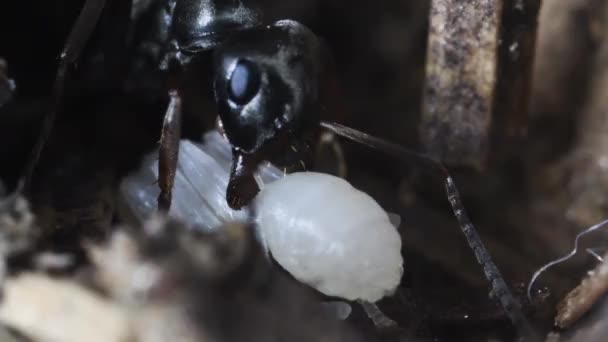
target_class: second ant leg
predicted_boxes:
[157,89,183,212]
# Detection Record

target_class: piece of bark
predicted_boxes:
[556,253,608,328]
[563,297,608,342]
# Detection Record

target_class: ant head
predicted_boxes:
[172,0,263,52]
[213,20,321,154]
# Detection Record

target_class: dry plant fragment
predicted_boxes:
[556,253,608,328]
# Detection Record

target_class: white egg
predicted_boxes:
[120,131,404,302]
[255,172,403,302]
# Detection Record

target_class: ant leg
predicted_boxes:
[20,0,108,194]
[358,301,399,331]
[227,150,261,210]
[157,90,183,212]
[320,121,537,339]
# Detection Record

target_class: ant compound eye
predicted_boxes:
[228,60,260,105]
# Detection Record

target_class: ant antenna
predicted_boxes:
[320,121,536,338]
[527,218,608,302]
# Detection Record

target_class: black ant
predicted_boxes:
[14,0,536,338]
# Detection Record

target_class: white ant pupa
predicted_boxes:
[121,131,404,303]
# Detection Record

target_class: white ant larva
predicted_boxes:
[120,131,404,303]
[255,171,403,302]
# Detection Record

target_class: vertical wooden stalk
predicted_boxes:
[421,0,502,168]
[421,0,541,168]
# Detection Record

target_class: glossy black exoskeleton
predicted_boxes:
[213,21,321,155]
[211,21,324,208]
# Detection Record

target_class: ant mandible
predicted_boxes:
[19,0,535,337]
